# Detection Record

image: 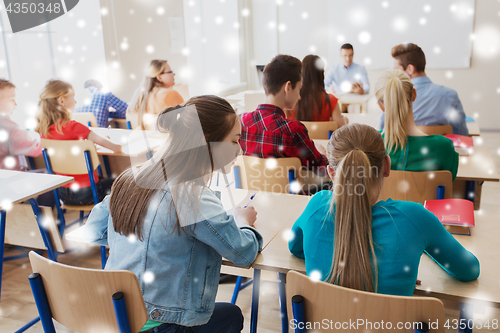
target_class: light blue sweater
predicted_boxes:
[288,190,480,296]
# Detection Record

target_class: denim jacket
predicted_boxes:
[80,187,263,326]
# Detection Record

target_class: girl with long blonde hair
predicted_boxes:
[289,123,479,296]
[376,69,459,179]
[36,79,122,205]
[127,59,184,129]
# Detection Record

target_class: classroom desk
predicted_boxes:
[90,128,167,177]
[0,170,73,301]
[454,146,499,210]
[337,93,372,113]
[90,128,165,157]
[467,121,480,137]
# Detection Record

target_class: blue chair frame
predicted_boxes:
[42,147,107,269]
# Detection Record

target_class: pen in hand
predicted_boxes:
[243,193,257,208]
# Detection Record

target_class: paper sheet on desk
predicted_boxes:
[66,224,108,246]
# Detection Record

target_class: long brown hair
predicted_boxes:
[294,55,331,121]
[325,123,386,292]
[110,95,238,240]
[35,79,73,136]
[127,59,169,129]
[376,69,414,153]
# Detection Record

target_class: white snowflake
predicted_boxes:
[143,271,155,283]
[1,199,13,211]
[0,130,8,142]
[358,31,371,44]
[3,156,16,169]
[309,270,322,281]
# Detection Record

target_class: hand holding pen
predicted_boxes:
[235,193,258,227]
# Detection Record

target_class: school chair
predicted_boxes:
[5,202,66,333]
[172,84,190,101]
[72,112,98,128]
[4,203,65,262]
[230,155,303,306]
[380,170,453,205]
[301,121,338,140]
[244,92,266,113]
[28,251,148,333]
[232,155,303,194]
[416,125,453,135]
[41,139,108,268]
[286,270,446,333]
[71,112,113,176]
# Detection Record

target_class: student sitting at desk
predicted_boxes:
[324,43,370,95]
[288,123,479,296]
[379,43,468,136]
[376,69,459,180]
[240,54,328,175]
[127,59,184,130]
[288,54,348,126]
[35,79,122,205]
[81,96,262,332]
[0,78,42,170]
[74,79,129,128]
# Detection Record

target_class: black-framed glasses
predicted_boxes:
[162,71,175,75]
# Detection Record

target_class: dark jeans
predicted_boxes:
[57,178,114,205]
[149,303,244,333]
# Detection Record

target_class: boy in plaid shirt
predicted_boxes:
[75,80,128,128]
[239,55,327,176]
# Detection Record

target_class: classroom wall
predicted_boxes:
[99,0,188,102]
[99,0,500,130]
[365,0,500,131]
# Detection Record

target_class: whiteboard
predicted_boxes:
[257,0,475,69]
[327,0,475,69]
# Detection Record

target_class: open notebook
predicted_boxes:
[424,198,475,236]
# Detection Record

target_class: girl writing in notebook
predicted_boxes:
[82,95,261,332]
[289,123,479,296]
[377,69,459,179]
[127,59,184,129]
[35,79,122,205]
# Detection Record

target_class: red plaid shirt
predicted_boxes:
[240,104,328,174]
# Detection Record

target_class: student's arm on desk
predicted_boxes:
[67,196,110,246]
[288,191,328,259]
[88,130,122,153]
[409,203,480,281]
[192,191,263,267]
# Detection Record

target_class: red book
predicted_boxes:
[424,199,475,235]
[444,134,474,148]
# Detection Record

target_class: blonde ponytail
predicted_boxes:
[127,59,168,129]
[35,79,73,136]
[375,69,414,153]
[326,123,386,292]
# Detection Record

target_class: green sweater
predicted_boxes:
[381,132,459,180]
